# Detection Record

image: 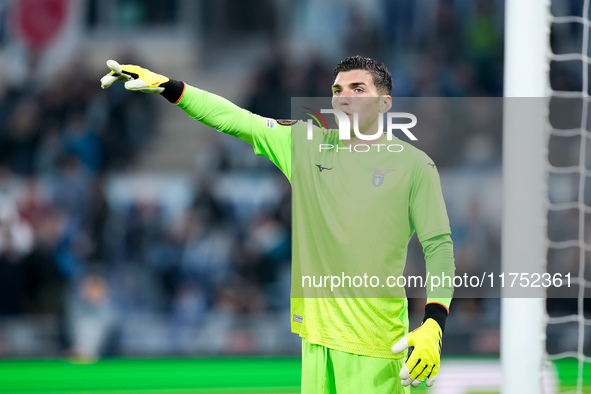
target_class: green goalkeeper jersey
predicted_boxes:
[177,86,454,359]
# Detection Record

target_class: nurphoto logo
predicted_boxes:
[305,108,418,152]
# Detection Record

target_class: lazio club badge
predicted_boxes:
[369,168,394,187]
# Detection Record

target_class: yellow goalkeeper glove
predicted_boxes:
[391,318,442,387]
[100,60,185,103]
[391,302,448,388]
[100,59,170,93]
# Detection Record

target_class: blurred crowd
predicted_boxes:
[0,53,161,356]
[0,0,587,359]
[246,0,504,123]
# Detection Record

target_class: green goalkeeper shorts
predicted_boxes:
[301,338,410,394]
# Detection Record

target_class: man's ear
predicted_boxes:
[380,95,392,113]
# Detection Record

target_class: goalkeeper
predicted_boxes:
[101,56,455,393]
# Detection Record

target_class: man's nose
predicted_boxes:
[338,92,352,104]
[341,89,354,98]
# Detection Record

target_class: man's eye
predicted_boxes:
[354,88,364,93]
[333,90,341,95]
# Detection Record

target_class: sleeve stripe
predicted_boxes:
[173,83,187,105]
[426,301,449,314]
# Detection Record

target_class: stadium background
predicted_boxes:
[0,0,587,392]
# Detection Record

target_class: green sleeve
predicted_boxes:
[422,233,455,309]
[176,84,292,180]
[409,158,451,242]
[410,156,454,309]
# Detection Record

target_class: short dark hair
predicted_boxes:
[333,55,393,95]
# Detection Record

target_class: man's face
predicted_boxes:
[331,69,390,135]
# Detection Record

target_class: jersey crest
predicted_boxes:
[369,167,394,187]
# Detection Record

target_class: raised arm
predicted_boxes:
[100,60,292,179]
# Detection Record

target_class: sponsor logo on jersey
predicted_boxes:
[427,162,435,168]
[293,314,303,323]
[315,164,332,172]
[266,118,276,129]
[369,167,394,187]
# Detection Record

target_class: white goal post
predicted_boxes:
[502,0,550,393]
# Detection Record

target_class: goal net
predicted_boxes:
[503,0,591,392]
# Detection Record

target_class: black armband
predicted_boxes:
[160,79,185,103]
[423,302,449,333]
